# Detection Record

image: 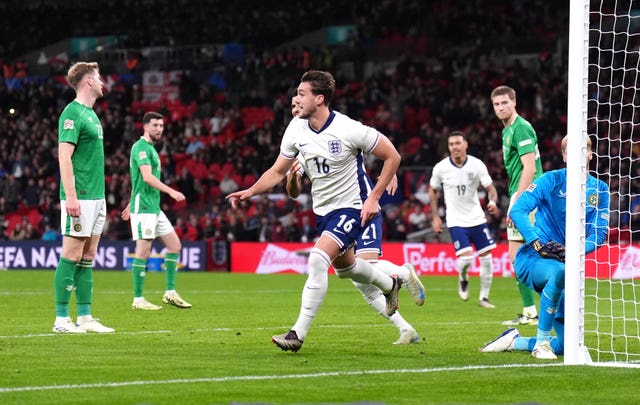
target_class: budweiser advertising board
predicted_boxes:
[230,242,639,279]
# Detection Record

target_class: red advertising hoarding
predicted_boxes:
[230,242,640,279]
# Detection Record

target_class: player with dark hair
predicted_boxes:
[480,135,609,359]
[121,112,192,310]
[228,71,424,352]
[428,131,500,308]
[286,97,423,345]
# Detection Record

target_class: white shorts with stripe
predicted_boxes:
[60,199,106,237]
[129,211,174,240]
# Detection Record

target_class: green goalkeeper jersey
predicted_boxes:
[502,115,543,196]
[129,137,161,214]
[58,100,105,200]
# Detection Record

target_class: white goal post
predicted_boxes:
[565,0,640,366]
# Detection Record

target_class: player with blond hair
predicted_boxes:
[53,62,114,333]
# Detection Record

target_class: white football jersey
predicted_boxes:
[280,111,380,216]
[429,155,493,227]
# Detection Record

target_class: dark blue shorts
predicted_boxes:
[316,208,368,254]
[448,223,496,256]
[354,213,383,256]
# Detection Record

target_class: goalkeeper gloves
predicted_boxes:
[530,239,566,262]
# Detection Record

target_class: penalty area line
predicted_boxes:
[0,363,562,394]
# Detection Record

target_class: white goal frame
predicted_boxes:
[565,0,640,367]
[565,0,590,366]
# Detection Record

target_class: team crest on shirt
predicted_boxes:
[63,119,74,130]
[74,223,82,232]
[328,140,342,155]
[588,192,599,207]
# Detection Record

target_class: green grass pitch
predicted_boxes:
[0,270,638,404]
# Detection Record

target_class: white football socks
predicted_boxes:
[292,248,330,340]
[479,254,493,300]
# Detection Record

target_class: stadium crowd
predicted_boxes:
[0,0,637,244]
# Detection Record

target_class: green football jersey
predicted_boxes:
[129,137,161,214]
[58,100,105,200]
[501,115,543,196]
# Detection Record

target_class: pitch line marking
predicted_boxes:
[0,320,500,339]
[0,363,561,394]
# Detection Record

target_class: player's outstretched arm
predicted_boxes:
[140,165,185,202]
[227,155,293,208]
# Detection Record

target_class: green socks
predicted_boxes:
[54,257,77,317]
[54,257,93,317]
[132,253,180,298]
[132,258,148,298]
[164,253,179,291]
[517,277,536,308]
[75,259,94,316]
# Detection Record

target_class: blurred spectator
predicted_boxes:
[299,215,316,243]
[187,213,203,240]
[221,212,244,242]
[22,177,40,207]
[284,212,300,242]
[384,206,408,241]
[208,107,229,135]
[41,223,59,241]
[0,196,9,215]
[201,215,217,238]
[9,220,27,240]
[185,136,205,155]
[407,200,429,232]
[24,221,38,239]
[175,216,199,241]
[269,218,288,242]
[0,214,7,240]
[219,173,239,196]
[1,175,21,212]
[258,216,272,243]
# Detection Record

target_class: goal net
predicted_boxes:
[565,0,640,366]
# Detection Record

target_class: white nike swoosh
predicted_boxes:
[363,240,376,246]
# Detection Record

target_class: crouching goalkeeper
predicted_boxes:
[481,134,609,359]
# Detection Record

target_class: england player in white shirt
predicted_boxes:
[286,98,423,346]
[428,131,500,308]
[227,71,424,352]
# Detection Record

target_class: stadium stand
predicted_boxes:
[0,1,636,244]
